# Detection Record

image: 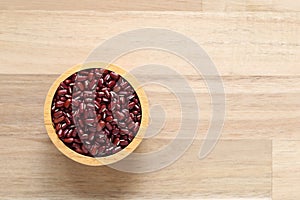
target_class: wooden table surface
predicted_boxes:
[0,1,299,199]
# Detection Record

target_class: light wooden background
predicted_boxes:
[0,0,299,199]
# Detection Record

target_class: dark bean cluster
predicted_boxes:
[51,68,142,157]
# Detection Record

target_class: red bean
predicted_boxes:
[73,91,81,98]
[57,129,64,138]
[57,89,68,96]
[113,86,121,92]
[128,102,135,109]
[89,79,97,90]
[113,138,120,146]
[61,123,67,130]
[106,122,113,131]
[55,123,61,131]
[78,119,84,128]
[76,82,85,91]
[108,80,116,88]
[104,74,111,82]
[120,140,128,146]
[65,129,71,137]
[100,104,106,113]
[86,118,94,124]
[53,116,65,123]
[88,132,95,141]
[55,101,65,108]
[115,111,125,120]
[88,72,94,81]
[64,99,71,108]
[63,138,74,143]
[98,78,104,87]
[60,82,68,89]
[51,68,142,157]
[104,90,111,98]
[90,145,98,156]
[82,145,89,154]
[75,147,84,154]
[77,75,87,81]
[110,72,119,80]
[98,91,105,97]
[53,111,63,118]
[94,100,101,109]
[106,115,113,122]
[102,97,109,103]
[128,122,135,130]
[65,117,71,125]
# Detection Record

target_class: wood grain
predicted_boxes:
[273,140,300,199]
[0,136,271,199]
[0,0,202,11]
[0,3,299,199]
[1,74,300,140]
[1,0,299,12]
[202,0,300,12]
[0,11,299,75]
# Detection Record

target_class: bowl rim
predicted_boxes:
[44,62,149,166]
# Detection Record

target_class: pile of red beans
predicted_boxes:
[51,68,142,157]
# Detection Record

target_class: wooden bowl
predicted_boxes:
[44,62,149,166]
